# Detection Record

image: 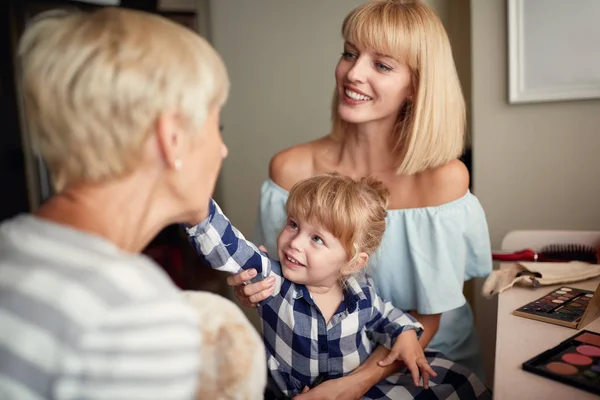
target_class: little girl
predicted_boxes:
[185,174,436,398]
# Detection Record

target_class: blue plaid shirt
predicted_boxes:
[186,200,423,397]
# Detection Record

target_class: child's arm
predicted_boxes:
[366,288,436,388]
[185,200,281,284]
[365,288,423,349]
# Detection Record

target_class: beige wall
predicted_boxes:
[209,0,365,236]
[472,1,600,248]
[445,0,471,145]
[471,0,600,388]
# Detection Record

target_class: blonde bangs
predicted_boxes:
[342,2,417,66]
[285,181,355,253]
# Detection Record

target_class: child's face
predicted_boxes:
[276,217,349,287]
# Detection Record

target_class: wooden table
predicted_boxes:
[494,265,600,399]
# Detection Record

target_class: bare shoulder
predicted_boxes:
[416,159,470,206]
[269,137,330,191]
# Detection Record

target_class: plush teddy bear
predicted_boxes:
[182,291,266,399]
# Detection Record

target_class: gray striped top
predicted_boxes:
[0,215,200,400]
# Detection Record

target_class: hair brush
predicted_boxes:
[492,243,598,264]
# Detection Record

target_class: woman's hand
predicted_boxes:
[226,245,275,307]
[377,330,437,388]
[292,376,360,400]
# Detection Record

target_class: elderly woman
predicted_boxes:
[0,7,264,400]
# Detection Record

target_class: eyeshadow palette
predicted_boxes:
[523,330,600,395]
[513,283,600,329]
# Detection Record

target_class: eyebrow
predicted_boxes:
[345,41,395,61]
[375,52,395,60]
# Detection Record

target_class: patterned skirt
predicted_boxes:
[364,350,492,400]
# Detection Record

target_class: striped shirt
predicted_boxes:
[0,215,200,400]
[186,200,423,397]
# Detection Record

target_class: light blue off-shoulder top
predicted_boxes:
[253,179,492,380]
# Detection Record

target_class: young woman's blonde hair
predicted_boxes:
[331,0,465,175]
[285,174,389,266]
[18,7,229,191]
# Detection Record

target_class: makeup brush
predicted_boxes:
[492,243,598,264]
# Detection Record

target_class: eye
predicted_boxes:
[375,62,392,72]
[288,220,298,230]
[311,235,324,245]
[342,50,357,60]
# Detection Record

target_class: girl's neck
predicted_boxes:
[308,281,345,324]
[306,280,343,296]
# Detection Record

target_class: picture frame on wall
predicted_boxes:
[507,0,600,104]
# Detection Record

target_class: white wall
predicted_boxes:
[471,0,600,388]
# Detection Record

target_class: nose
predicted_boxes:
[346,57,368,83]
[288,232,304,251]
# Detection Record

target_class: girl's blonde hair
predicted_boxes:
[18,7,229,191]
[285,174,389,265]
[331,0,465,175]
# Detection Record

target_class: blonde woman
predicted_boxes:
[225,1,492,398]
[0,8,264,400]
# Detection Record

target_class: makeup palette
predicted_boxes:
[513,283,600,329]
[523,330,600,395]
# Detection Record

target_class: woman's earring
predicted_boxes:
[174,159,183,171]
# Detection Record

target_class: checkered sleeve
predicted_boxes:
[366,287,424,349]
[185,199,277,280]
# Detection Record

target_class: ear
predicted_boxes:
[407,74,417,100]
[341,252,369,276]
[154,111,185,170]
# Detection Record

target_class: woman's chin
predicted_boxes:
[180,206,208,227]
[338,107,370,124]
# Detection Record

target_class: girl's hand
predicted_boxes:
[377,330,437,388]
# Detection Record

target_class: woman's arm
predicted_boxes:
[292,346,402,400]
[293,312,441,399]
[410,311,441,348]
[330,312,440,398]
